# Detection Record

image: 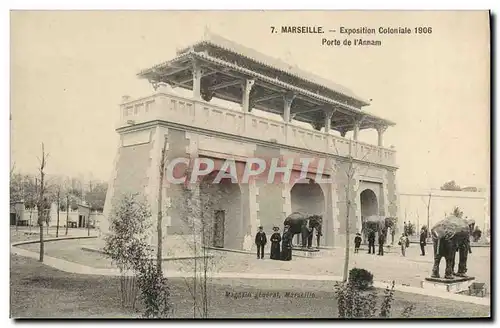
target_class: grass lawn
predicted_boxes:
[10,254,490,319]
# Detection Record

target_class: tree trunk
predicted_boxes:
[56,195,60,238]
[342,142,354,283]
[65,195,69,235]
[38,143,47,262]
[426,194,431,241]
[39,221,44,262]
[157,136,168,272]
[193,193,198,318]
[343,199,351,282]
[88,212,91,236]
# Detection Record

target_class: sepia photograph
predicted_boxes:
[9,9,491,319]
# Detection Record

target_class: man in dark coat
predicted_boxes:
[255,226,267,259]
[419,226,427,256]
[378,231,385,256]
[367,230,376,254]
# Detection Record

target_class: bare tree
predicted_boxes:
[333,137,386,282]
[87,180,93,237]
[421,193,432,240]
[37,143,49,262]
[169,170,226,318]
[55,184,61,237]
[341,146,356,282]
[66,192,70,235]
[157,136,168,272]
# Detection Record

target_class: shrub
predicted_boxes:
[348,268,373,290]
[335,280,415,318]
[136,259,172,319]
[103,193,172,318]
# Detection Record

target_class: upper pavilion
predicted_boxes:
[136,32,395,143]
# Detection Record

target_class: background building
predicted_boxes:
[103,33,399,251]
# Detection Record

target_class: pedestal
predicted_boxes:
[291,247,321,258]
[421,276,475,293]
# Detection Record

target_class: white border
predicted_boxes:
[3,2,497,327]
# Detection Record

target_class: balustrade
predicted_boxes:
[118,93,396,166]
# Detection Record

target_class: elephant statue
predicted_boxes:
[284,212,323,248]
[431,216,473,279]
[361,216,397,244]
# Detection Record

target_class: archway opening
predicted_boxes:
[199,171,242,249]
[360,189,379,242]
[360,189,378,218]
[290,178,325,245]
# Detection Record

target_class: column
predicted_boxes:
[241,79,255,112]
[377,125,387,147]
[192,60,202,100]
[283,91,295,122]
[353,120,360,141]
[324,108,335,132]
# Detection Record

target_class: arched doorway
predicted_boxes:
[290,178,325,245]
[360,189,379,241]
[199,171,243,249]
[360,189,378,218]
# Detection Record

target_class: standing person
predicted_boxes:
[419,226,427,256]
[255,226,267,259]
[243,228,253,252]
[354,233,362,253]
[378,231,385,256]
[281,225,292,261]
[270,226,282,260]
[367,230,376,254]
[404,221,408,236]
[399,233,408,256]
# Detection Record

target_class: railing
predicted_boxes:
[118,92,397,167]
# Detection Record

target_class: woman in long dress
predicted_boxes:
[281,225,293,261]
[243,230,253,252]
[270,226,282,260]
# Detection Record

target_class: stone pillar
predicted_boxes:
[102,146,121,235]
[248,179,260,238]
[283,91,295,122]
[353,120,360,141]
[377,125,387,147]
[192,60,202,100]
[324,108,335,132]
[320,157,337,246]
[282,183,292,218]
[241,79,255,112]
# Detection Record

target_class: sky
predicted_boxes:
[10,10,490,191]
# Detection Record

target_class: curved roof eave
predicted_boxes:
[137,52,395,126]
[174,33,371,106]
